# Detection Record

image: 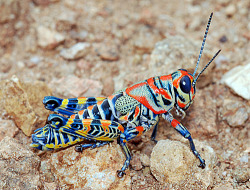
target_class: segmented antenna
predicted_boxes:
[193,12,213,77]
[193,49,221,85]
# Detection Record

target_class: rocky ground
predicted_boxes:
[0,0,249,189]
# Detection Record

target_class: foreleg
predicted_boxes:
[162,113,206,168]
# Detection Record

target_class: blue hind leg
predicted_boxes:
[75,141,110,152]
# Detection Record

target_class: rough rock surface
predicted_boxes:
[184,91,218,138]
[0,119,18,141]
[150,139,216,188]
[0,137,41,189]
[0,76,51,136]
[219,99,249,127]
[37,25,65,50]
[49,75,103,97]
[48,142,131,189]
[60,42,91,60]
[0,0,249,189]
[221,63,250,100]
[150,36,214,88]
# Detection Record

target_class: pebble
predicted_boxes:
[225,4,237,17]
[221,63,250,100]
[220,99,248,127]
[96,45,120,61]
[37,25,65,50]
[60,42,91,60]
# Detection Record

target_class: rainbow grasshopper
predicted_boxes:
[31,13,220,177]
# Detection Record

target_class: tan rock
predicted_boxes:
[0,137,41,189]
[37,25,65,50]
[0,75,51,136]
[221,63,250,100]
[220,99,249,127]
[150,139,216,188]
[48,142,131,189]
[60,42,91,60]
[0,119,18,141]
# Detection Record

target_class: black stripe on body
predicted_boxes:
[100,99,112,120]
[62,132,70,144]
[92,105,102,119]
[145,83,161,107]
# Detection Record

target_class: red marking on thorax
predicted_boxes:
[177,100,186,108]
[136,126,144,136]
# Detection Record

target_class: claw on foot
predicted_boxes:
[198,160,206,169]
[117,170,126,178]
[75,145,83,152]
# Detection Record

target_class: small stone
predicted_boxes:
[60,42,91,60]
[0,119,18,141]
[150,139,216,188]
[96,45,120,61]
[131,152,143,171]
[219,35,228,43]
[56,11,77,32]
[140,154,150,167]
[220,99,248,127]
[49,75,103,97]
[233,168,250,183]
[49,142,131,189]
[37,25,65,50]
[70,30,88,41]
[221,63,250,100]
[0,137,41,189]
[225,4,237,17]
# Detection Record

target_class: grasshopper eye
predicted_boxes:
[180,76,191,93]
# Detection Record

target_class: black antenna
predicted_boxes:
[193,49,221,85]
[193,12,213,77]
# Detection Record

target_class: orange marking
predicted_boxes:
[177,100,186,108]
[70,115,75,119]
[118,125,124,133]
[160,75,172,81]
[97,100,104,105]
[134,106,140,118]
[136,126,144,136]
[78,110,84,115]
[171,119,180,128]
[108,94,116,100]
[87,105,94,111]
[147,77,160,94]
